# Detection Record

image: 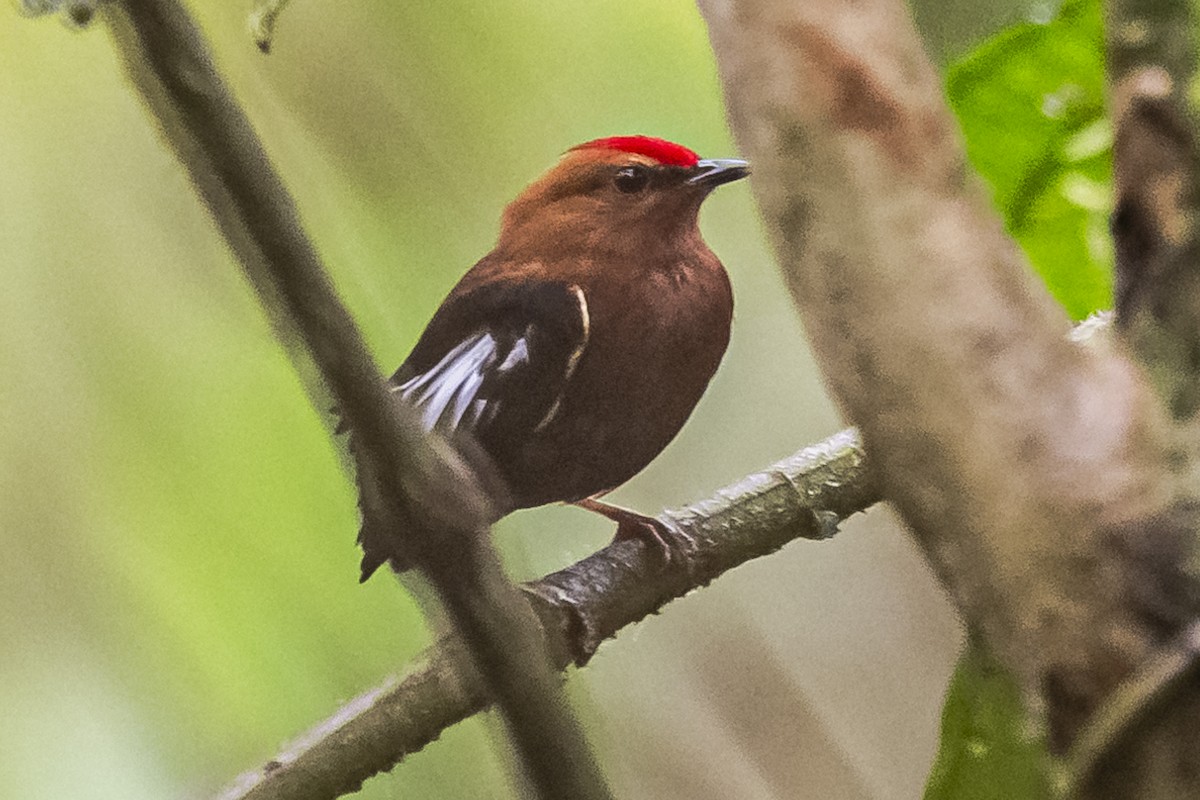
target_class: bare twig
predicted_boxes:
[216,429,877,800]
[100,2,610,797]
[700,1,1200,796]
[248,0,292,53]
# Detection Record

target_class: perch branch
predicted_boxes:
[100,2,610,797]
[215,429,877,800]
[222,314,1113,800]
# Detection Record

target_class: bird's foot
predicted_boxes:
[612,514,676,564]
[573,496,681,565]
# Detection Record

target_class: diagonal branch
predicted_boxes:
[699,0,1200,796]
[100,2,609,797]
[216,429,876,800]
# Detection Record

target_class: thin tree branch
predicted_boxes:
[1068,1,1200,795]
[1107,0,1200,419]
[215,429,877,800]
[100,2,610,798]
[699,1,1200,796]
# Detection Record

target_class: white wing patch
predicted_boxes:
[395,333,501,431]
[534,285,590,432]
[389,285,586,436]
[565,285,589,377]
[496,336,529,373]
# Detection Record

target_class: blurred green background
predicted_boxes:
[2,0,1112,797]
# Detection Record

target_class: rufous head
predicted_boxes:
[498,135,749,253]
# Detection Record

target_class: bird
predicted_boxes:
[353,135,749,581]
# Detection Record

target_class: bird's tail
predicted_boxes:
[350,430,411,581]
[344,404,512,583]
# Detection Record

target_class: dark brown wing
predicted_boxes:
[353,277,589,580]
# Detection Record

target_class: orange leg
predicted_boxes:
[573,496,677,562]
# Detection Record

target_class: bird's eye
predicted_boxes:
[614,165,650,193]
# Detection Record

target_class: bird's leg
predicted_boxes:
[573,496,678,563]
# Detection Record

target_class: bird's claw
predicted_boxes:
[611,514,679,565]
[573,496,689,567]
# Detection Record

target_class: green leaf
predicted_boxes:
[924,643,1051,799]
[947,0,1112,319]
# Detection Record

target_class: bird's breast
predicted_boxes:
[507,254,733,506]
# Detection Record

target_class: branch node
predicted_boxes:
[811,508,842,540]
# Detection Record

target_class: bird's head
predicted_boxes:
[498,136,749,255]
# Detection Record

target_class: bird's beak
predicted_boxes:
[688,158,750,188]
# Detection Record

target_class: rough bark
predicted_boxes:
[699,0,1200,794]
